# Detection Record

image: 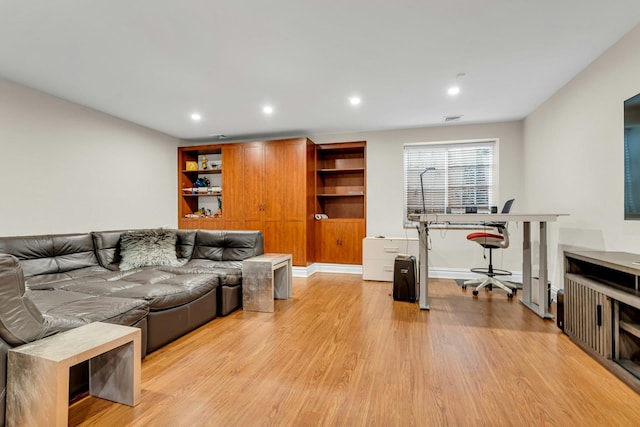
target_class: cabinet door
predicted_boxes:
[260,220,282,255]
[242,143,264,223]
[282,140,307,221]
[565,276,611,358]
[337,220,365,264]
[318,221,343,263]
[318,220,365,264]
[222,144,246,228]
[262,142,284,221]
[283,221,306,265]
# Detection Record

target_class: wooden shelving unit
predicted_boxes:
[177,144,223,229]
[315,141,366,264]
[178,138,316,266]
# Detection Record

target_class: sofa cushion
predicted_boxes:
[27,289,149,332]
[55,268,220,311]
[0,233,99,277]
[24,265,113,290]
[92,230,125,270]
[175,261,243,286]
[0,254,49,346]
[192,230,264,261]
[176,230,197,260]
[119,229,180,271]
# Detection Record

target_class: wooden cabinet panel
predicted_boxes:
[180,138,319,266]
[242,143,264,222]
[199,217,224,230]
[262,142,284,221]
[282,221,306,265]
[178,218,200,230]
[283,140,307,221]
[317,219,365,264]
[222,144,246,225]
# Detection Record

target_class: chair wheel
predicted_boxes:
[472,290,479,296]
[507,293,513,299]
[462,284,467,290]
[512,288,517,295]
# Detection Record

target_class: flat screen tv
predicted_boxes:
[624,92,640,220]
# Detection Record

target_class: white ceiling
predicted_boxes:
[1,1,640,141]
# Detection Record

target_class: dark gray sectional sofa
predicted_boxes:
[0,228,264,427]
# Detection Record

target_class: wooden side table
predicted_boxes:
[242,253,293,312]
[7,322,141,427]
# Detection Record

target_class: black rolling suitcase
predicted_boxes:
[393,255,418,302]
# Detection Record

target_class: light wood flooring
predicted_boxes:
[69,274,640,426]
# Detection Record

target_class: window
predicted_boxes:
[404,139,496,226]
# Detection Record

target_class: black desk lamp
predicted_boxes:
[420,167,436,214]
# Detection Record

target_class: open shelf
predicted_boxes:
[620,321,640,339]
[317,167,365,174]
[182,193,222,197]
[178,144,223,220]
[181,168,222,174]
[317,193,364,197]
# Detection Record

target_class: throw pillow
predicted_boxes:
[119,229,180,271]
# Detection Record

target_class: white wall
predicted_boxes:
[310,121,525,275]
[524,24,640,287]
[0,77,180,235]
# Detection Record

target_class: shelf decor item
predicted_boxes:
[193,177,210,188]
[185,161,197,171]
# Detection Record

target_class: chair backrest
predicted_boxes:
[493,199,515,238]
[501,198,515,214]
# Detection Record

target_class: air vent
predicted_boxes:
[443,115,463,122]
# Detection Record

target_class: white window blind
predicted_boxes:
[404,140,496,226]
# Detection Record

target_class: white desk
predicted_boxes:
[409,213,567,319]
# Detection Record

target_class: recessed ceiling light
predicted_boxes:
[448,86,460,96]
[191,113,202,121]
[263,105,274,114]
[349,96,361,106]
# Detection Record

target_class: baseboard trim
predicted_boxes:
[292,265,561,302]
[292,263,362,278]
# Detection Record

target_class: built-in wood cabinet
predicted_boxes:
[241,139,310,263]
[316,219,365,264]
[564,251,640,393]
[315,142,366,265]
[179,138,315,266]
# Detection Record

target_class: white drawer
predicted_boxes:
[362,237,419,259]
[362,237,419,281]
[362,257,396,281]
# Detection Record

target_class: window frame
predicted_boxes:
[403,138,499,228]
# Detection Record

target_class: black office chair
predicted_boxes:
[462,199,516,298]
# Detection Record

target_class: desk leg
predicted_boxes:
[418,222,430,310]
[520,221,554,319]
[537,221,553,319]
[521,221,532,306]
